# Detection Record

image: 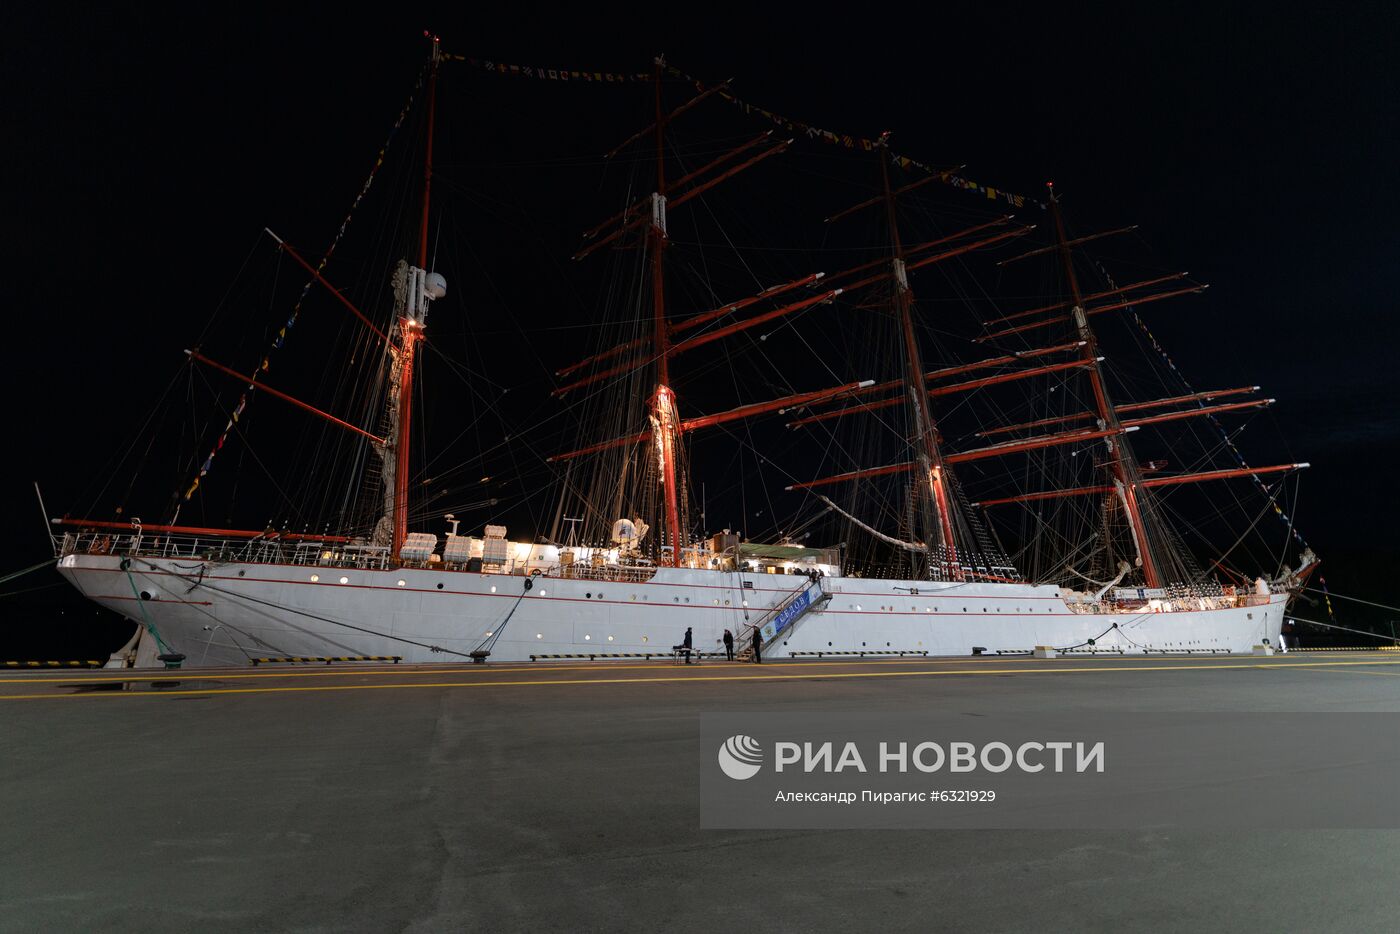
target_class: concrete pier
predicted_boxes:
[3,653,1400,931]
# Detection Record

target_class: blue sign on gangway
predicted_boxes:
[760,586,814,643]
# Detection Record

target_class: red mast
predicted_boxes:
[1048,186,1161,588]
[392,35,440,562]
[878,138,960,575]
[649,57,684,567]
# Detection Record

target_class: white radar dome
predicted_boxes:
[610,518,637,545]
[425,272,447,300]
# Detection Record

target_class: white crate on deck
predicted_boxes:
[481,538,509,567]
[399,532,438,562]
[481,524,509,567]
[443,535,474,564]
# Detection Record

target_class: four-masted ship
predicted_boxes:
[52,40,1314,666]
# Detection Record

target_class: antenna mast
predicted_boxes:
[391,35,441,562]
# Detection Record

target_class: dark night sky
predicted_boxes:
[8,6,1400,646]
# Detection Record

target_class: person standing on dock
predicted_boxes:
[752,627,763,664]
[723,628,734,661]
[682,627,693,664]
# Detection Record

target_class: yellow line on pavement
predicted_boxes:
[4,658,1400,700]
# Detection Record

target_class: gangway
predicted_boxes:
[736,577,831,661]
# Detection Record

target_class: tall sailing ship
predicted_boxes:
[50,40,1316,667]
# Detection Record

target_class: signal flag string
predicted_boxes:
[448,54,1045,211]
[177,69,426,511]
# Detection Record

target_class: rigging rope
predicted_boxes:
[179,69,425,508]
[1103,259,1313,553]
[816,494,925,552]
[1287,614,1399,643]
[0,557,57,587]
[1302,587,1400,616]
[120,558,173,654]
[472,580,532,655]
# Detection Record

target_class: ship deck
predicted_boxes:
[4,652,1400,931]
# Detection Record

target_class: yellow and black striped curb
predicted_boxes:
[788,650,930,657]
[1073,648,1233,655]
[1289,646,1400,653]
[3,660,104,668]
[250,656,402,666]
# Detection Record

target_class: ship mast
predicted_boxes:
[391,35,441,562]
[878,137,960,577]
[648,56,684,567]
[1047,185,1161,588]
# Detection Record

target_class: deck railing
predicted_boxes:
[58,530,390,570]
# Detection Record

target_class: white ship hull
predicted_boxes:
[57,554,1286,667]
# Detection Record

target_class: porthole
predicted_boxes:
[397,579,406,587]
[641,636,649,643]
[586,592,593,599]
[238,570,245,577]
[856,604,863,611]
[485,631,493,637]
[674,597,680,602]
[713,599,720,605]
[437,583,444,590]
[584,634,591,641]
[724,599,730,606]
[539,589,547,596]
[607,635,615,642]
[490,586,497,593]
[339,576,349,585]
[536,633,543,639]
[828,641,833,647]
[742,600,749,607]
[310,574,320,582]
[139,591,152,601]
[631,594,637,601]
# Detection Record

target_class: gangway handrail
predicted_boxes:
[735,577,830,659]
